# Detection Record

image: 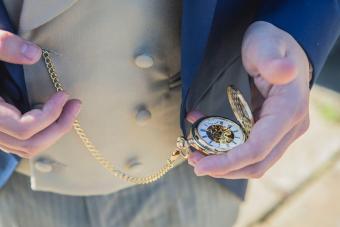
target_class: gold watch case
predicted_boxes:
[187,86,253,155]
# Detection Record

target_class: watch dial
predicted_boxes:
[197,117,245,151]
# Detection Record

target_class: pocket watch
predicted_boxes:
[177,85,254,156]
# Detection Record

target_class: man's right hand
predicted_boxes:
[0,30,81,159]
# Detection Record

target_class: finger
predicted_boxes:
[0,92,71,139]
[187,151,205,166]
[0,100,81,157]
[253,40,298,85]
[258,58,297,85]
[212,117,309,179]
[0,145,30,159]
[242,22,297,84]
[0,30,41,64]
[0,98,22,118]
[193,103,298,176]
[21,99,81,157]
[186,110,205,124]
[192,78,308,176]
[185,111,206,165]
[19,92,71,138]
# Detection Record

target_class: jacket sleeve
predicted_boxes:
[0,1,22,188]
[256,0,340,85]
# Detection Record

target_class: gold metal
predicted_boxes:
[41,49,189,184]
[227,86,253,137]
[188,117,246,155]
[207,124,234,143]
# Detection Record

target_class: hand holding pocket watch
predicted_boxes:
[186,21,312,179]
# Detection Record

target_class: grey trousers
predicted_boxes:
[0,164,240,227]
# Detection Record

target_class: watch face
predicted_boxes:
[195,117,245,153]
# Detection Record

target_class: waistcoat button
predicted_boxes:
[125,157,143,171]
[34,158,53,173]
[136,107,152,125]
[134,54,154,68]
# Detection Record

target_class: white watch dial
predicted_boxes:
[197,117,245,151]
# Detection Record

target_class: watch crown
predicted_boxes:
[175,137,190,159]
[176,136,187,149]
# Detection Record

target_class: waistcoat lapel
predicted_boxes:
[19,0,78,33]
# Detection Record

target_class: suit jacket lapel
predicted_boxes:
[19,0,78,33]
[0,1,26,109]
[185,0,257,112]
[181,0,218,96]
[2,0,78,103]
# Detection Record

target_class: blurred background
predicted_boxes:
[235,38,340,227]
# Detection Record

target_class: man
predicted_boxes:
[0,0,339,226]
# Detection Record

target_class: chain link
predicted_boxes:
[41,49,187,184]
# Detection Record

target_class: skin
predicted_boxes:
[0,30,81,159]
[187,21,311,179]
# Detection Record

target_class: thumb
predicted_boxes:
[0,30,41,64]
[257,54,297,85]
[186,110,205,124]
[242,22,298,85]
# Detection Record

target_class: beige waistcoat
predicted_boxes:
[4,0,183,195]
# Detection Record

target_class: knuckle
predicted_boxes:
[296,118,310,138]
[10,150,29,159]
[304,124,310,133]
[246,141,267,162]
[21,153,31,159]
[14,126,34,140]
[21,142,40,155]
[43,104,62,120]
[251,171,265,179]
[58,121,74,134]
[248,168,265,179]
[301,117,310,134]
[249,151,266,162]
[0,31,13,51]
[294,102,309,121]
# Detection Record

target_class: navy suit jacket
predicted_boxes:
[0,0,339,199]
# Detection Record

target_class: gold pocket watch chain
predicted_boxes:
[41,49,190,184]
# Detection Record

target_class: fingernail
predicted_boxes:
[21,43,41,61]
[73,100,82,116]
[75,99,82,105]
[59,92,70,100]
